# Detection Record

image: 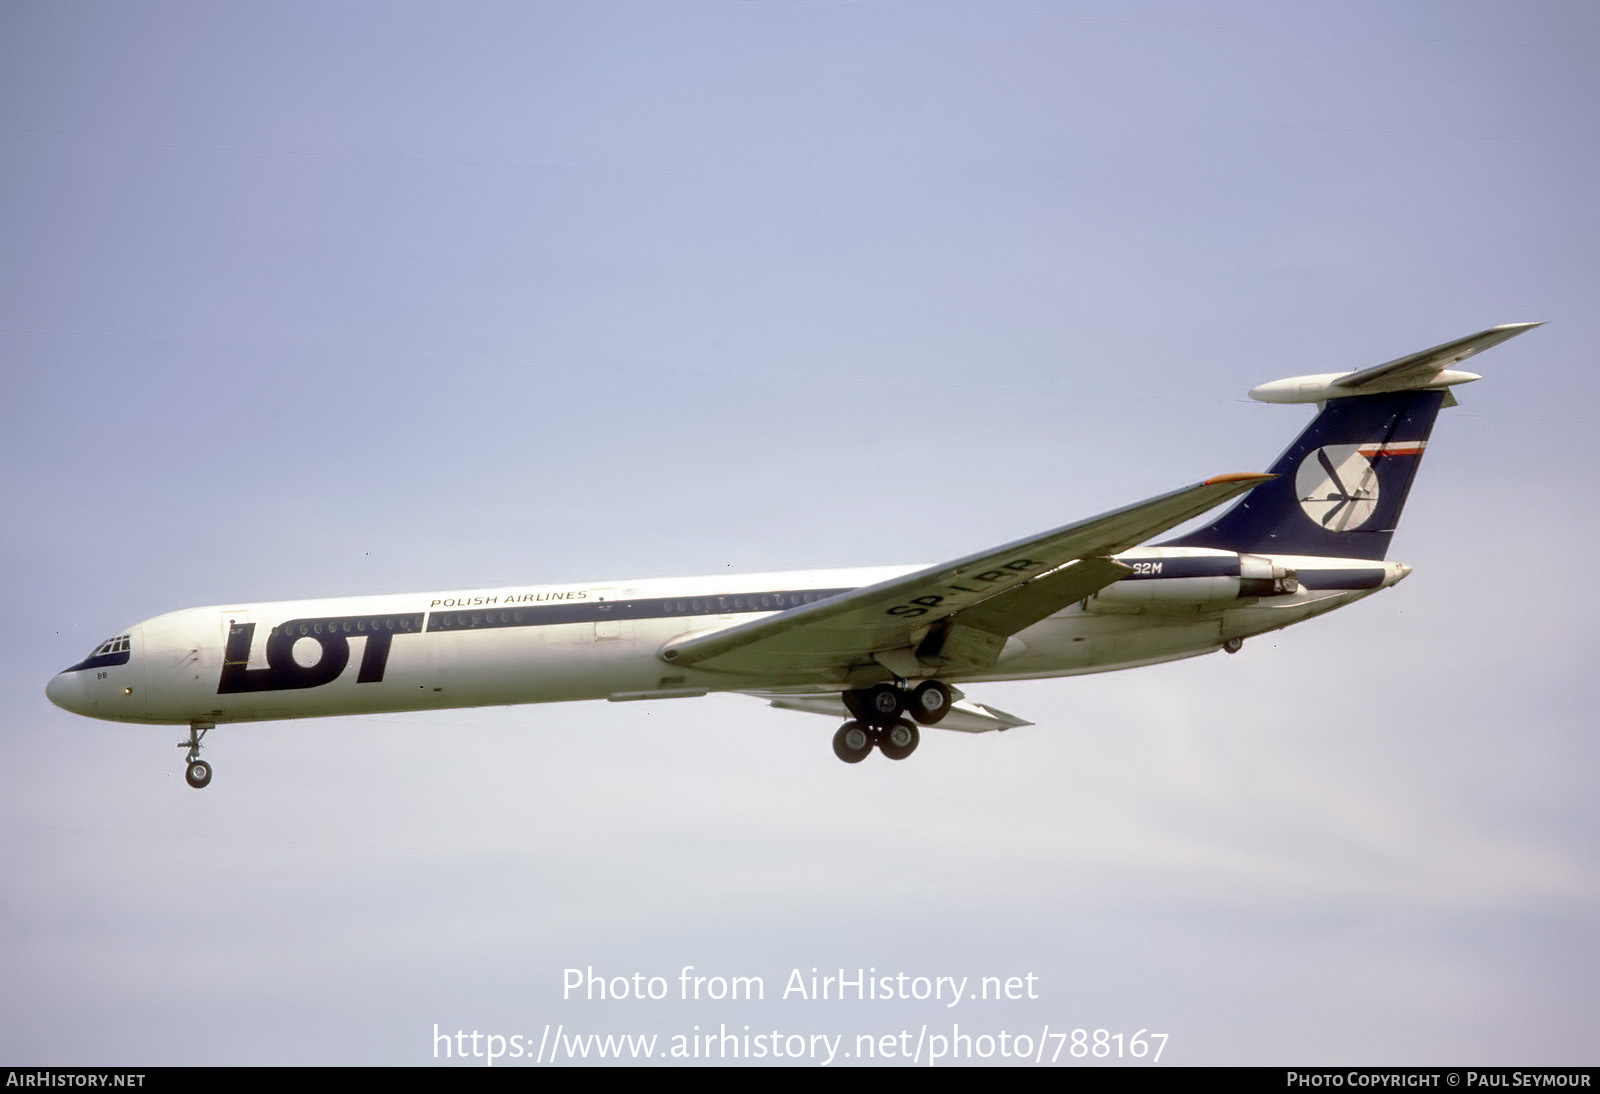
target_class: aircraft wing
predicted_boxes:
[660,473,1272,681]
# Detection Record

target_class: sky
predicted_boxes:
[2,0,1596,1067]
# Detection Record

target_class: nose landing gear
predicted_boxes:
[179,721,214,789]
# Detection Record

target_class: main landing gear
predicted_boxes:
[180,721,214,789]
[832,681,951,763]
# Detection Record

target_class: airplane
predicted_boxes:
[46,323,1541,788]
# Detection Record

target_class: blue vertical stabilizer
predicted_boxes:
[1162,389,1447,560]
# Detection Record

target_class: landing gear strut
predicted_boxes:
[179,721,214,789]
[833,681,948,763]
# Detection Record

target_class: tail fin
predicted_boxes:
[1166,323,1539,560]
[1165,389,1446,560]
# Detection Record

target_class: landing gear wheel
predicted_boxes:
[862,683,904,725]
[908,680,952,725]
[832,722,873,764]
[879,719,920,761]
[1223,637,1244,655]
[185,759,213,789]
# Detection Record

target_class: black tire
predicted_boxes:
[878,719,920,761]
[832,722,873,764]
[909,680,952,725]
[1223,637,1244,655]
[185,760,213,789]
[862,683,904,726]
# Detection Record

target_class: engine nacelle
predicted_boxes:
[1086,554,1298,613]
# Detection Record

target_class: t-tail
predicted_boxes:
[1164,322,1541,561]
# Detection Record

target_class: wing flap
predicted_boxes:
[916,556,1133,672]
[946,556,1134,636]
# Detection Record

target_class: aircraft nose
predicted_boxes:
[45,671,83,713]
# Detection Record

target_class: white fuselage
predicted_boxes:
[47,547,1408,728]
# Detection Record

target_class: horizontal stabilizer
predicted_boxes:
[1250,322,1542,404]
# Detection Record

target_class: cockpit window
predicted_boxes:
[63,634,133,673]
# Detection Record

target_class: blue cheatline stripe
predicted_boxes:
[424,588,857,632]
[265,613,425,641]
[1119,556,1242,580]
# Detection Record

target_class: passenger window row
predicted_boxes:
[270,615,423,638]
[425,589,849,631]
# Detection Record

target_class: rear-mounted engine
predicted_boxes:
[1087,554,1298,613]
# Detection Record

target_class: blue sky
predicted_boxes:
[3,0,1595,1066]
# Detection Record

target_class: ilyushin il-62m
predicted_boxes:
[47,323,1540,788]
